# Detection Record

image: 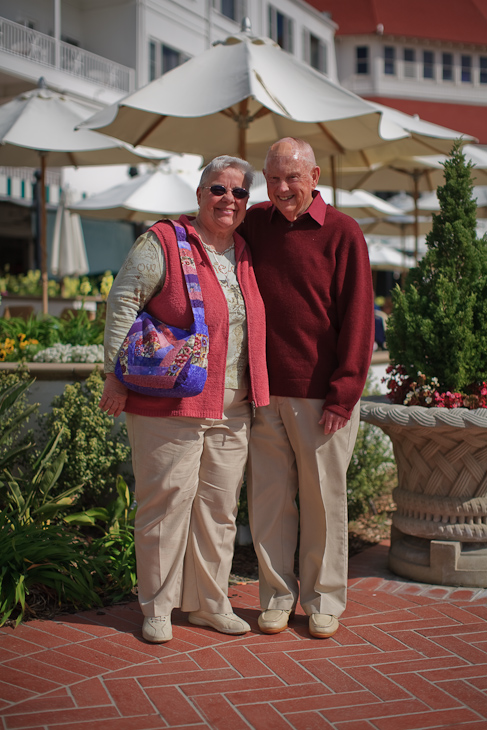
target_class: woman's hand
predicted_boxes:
[99,373,128,417]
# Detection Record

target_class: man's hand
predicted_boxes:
[99,373,128,417]
[319,409,348,435]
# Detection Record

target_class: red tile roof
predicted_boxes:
[364,97,487,144]
[308,0,487,45]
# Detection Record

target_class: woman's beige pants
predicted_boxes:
[126,390,250,617]
[248,397,360,618]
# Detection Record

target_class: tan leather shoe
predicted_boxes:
[188,611,250,635]
[258,608,294,634]
[142,615,172,643]
[308,614,339,639]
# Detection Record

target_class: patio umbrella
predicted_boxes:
[410,185,487,218]
[50,187,89,277]
[79,24,415,174]
[331,145,487,193]
[326,144,487,260]
[359,214,433,238]
[70,163,201,222]
[248,183,402,219]
[367,241,416,271]
[0,79,167,313]
[80,21,474,196]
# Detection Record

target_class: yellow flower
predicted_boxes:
[100,273,114,301]
[79,280,92,297]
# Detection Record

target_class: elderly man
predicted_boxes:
[240,137,374,639]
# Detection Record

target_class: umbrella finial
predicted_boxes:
[241,17,252,34]
[37,77,47,89]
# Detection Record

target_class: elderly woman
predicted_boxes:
[99,155,268,643]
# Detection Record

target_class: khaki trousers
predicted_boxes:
[248,397,360,617]
[126,389,250,617]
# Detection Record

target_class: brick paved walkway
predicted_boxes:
[1,541,487,729]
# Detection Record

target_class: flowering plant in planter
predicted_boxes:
[385,142,487,409]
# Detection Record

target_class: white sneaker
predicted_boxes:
[142,615,172,643]
[188,611,250,635]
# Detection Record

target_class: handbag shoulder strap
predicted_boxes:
[170,221,206,328]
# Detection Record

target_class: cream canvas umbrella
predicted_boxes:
[79,23,419,175]
[70,163,201,222]
[80,21,474,202]
[359,214,433,238]
[51,187,89,277]
[331,145,487,193]
[413,185,487,217]
[367,241,416,271]
[0,79,167,313]
[248,183,402,219]
[326,144,487,259]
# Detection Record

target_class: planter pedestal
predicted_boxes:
[361,396,487,587]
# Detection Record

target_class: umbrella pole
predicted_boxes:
[40,154,48,315]
[330,156,337,207]
[413,171,420,264]
[238,99,247,160]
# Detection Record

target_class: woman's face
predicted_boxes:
[196,167,249,235]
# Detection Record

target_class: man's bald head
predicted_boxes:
[263,138,320,221]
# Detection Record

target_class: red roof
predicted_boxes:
[308,0,487,45]
[363,97,487,145]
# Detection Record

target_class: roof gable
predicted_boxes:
[307,0,487,45]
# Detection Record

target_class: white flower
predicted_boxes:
[33,344,104,363]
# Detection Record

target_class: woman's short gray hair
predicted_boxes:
[198,155,254,191]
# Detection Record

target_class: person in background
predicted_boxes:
[99,155,269,643]
[240,137,374,639]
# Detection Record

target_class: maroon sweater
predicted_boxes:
[240,192,374,420]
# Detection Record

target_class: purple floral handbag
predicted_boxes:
[115,222,209,397]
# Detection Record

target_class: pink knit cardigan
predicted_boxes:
[124,216,269,418]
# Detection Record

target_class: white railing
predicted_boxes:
[0,16,134,93]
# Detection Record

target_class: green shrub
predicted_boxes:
[0,513,104,626]
[346,372,396,521]
[0,371,37,471]
[0,310,106,358]
[386,142,487,398]
[58,308,105,347]
[40,370,131,507]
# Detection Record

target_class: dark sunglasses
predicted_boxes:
[203,184,249,199]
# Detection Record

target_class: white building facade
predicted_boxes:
[0,0,338,273]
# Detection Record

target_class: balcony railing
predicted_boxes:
[0,16,134,93]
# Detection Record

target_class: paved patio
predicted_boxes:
[1,541,487,730]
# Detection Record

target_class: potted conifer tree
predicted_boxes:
[361,142,487,587]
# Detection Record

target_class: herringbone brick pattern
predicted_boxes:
[1,542,487,729]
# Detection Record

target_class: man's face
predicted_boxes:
[264,152,320,222]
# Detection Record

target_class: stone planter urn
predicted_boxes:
[360,395,487,587]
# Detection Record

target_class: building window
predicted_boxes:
[442,52,454,81]
[480,56,487,84]
[149,41,157,82]
[214,0,243,22]
[149,40,189,81]
[384,46,395,75]
[461,54,472,82]
[356,46,369,74]
[423,50,434,79]
[403,48,415,78]
[305,32,327,74]
[269,6,293,53]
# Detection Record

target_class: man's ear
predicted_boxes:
[311,166,321,188]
